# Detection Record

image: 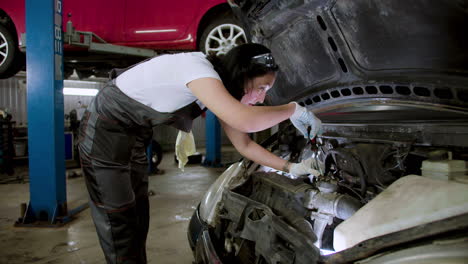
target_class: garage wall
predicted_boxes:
[0,76,27,126]
[0,76,231,150]
[0,77,103,127]
[63,80,104,116]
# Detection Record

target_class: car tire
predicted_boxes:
[64,66,74,79]
[0,24,25,79]
[76,69,94,79]
[199,15,247,56]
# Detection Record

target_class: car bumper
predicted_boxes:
[188,205,223,264]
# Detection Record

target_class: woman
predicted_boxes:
[78,43,321,264]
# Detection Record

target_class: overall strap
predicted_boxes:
[108,56,155,80]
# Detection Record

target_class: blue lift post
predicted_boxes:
[203,110,222,167]
[16,0,87,226]
[146,142,153,173]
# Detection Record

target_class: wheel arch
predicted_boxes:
[196,3,233,50]
[0,9,20,46]
[0,8,25,79]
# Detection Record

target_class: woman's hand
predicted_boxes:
[221,120,295,172]
[289,158,321,179]
[289,102,322,139]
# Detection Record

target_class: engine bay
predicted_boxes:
[210,122,468,264]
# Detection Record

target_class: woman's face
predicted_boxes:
[241,72,276,106]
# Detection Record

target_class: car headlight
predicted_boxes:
[199,161,247,226]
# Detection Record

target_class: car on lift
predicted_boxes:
[0,0,247,79]
[188,0,468,263]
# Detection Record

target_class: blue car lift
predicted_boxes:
[203,110,222,167]
[15,0,87,227]
[14,0,222,226]
[15,0,162,227]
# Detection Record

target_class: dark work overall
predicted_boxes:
[78,67,204,264]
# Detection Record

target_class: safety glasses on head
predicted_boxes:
[251,53,278,69]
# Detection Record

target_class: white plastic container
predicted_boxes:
[421,158,467,182]
[333,175,468,252]
[14,141,27,157]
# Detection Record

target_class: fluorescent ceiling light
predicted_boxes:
[64,80,101,85]
[63,88,98,96]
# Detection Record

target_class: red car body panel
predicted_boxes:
[62,0,127,44]
[1,0,26,46]
[1,0,227,50]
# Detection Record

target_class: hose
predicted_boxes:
[328,149,367,197]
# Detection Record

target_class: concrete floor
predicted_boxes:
[0,151,239,264]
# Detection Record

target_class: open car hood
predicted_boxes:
[229,0,468,123]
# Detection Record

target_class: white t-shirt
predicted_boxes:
[116,52,221,113]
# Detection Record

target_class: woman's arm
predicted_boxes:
[187,78,295,133]
[221,120,290,172]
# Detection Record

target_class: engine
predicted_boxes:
[214,124,467,264]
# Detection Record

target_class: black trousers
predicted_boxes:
[78,84,154,264]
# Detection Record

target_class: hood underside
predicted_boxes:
[230,0,468,122]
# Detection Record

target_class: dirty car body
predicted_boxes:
[188,0,468,263]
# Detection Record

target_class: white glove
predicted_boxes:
[290,102,322,139]
[175,130,196,171]
[289,158,321,179]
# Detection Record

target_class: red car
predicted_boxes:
[0,0,247,78]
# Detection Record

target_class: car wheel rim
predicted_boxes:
[205,24,247,56]
[0,32,9,67]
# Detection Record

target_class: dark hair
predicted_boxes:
[206,43,279,101]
